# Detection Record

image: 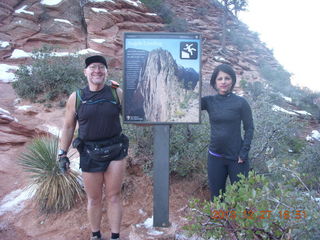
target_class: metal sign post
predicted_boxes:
[153,125,170,227]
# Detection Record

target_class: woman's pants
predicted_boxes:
[207,154,249,200]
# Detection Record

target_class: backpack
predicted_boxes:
[75,80,120,111]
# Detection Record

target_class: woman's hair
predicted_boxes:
[210,64,237,90]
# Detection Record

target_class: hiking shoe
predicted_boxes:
[90,236,102,240]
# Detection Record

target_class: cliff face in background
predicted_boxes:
[0,0,163,68]
[132,48,199,122]
[1,0,281,92]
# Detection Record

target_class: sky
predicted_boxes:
[238,0,320,92]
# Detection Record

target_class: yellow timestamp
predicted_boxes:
[211,209,307,220]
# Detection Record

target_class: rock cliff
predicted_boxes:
[130,48,199,122]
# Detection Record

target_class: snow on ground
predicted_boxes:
[124,0,139,7]
[89,0,115,2]
[272,105,298,115]
[136,216,164,236]
[311,130,320,141]
[54,18,72,25]
[0,108,18,122]
[15,5,34,15]
[77,48,101,55]
[0,187,35,216]
[91,39,106,43]
[43,124,60,136]
[40,0,63,6]
[0,107,10,115]
[293,110,312,116]
[15,105,32,111]
[146,13,157,16]
[279,93,292,103]
[10,49,32,59]
[0,64,18,82]
[0,40,10,48]
[92,7,108,13]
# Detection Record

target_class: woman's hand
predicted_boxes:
[238,157,244,164]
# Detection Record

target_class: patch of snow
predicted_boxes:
[148,229,163,236]
[311,130,320,141]
[10,49,32,59]
[136,216,153,228]
[91,7,108,13]
[0,64,18,83]
[91,39,106,43]
[0,187,35,216]
[89,0,115,2]
[43,124,60,136]
[293,110,312,116]
[214,56,227,62]
[0,108,10,115]
[146,13,157,16]
[16,105,32,111]
[15,5,34,15]
[138,208,147,216]
[54,18,72,25]
[272,105,298,115]
[77,48,101,55]
[279,93,292,102]
[124,0,139,7]
[40,0,63,6]
[0,41,10,48]
[306,135,313,141]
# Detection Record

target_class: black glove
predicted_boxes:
[58,156,70,174]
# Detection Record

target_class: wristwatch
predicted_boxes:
[58,149,67,156]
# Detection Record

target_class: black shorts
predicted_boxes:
[78,134,129,173]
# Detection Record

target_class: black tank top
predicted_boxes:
[76,85,122,141]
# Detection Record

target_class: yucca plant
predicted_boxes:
[19,135,84,213]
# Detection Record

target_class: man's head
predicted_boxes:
[84,55,108,88]
[85,55,108,69]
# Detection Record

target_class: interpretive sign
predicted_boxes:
[123,32,201,124]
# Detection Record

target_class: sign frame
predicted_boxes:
[123,32,202,125]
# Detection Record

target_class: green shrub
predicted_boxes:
[298,142,320,191]
[165,18,189,32]
[12,45,87,102]
[169,114,210,177]
[186,171,320,240]
[258,60,291,93]
[140,0,188,31]
[248,92,301,173]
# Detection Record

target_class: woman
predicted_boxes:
[201,64,254,199]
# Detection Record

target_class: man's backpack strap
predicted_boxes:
[75,89,83,112]
[110,80,120,105]
[75,81,120,111]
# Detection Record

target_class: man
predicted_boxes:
[59,55,128,240]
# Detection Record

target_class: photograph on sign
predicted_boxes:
[123,32,201,124]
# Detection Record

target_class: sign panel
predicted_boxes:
[123,32,201,124]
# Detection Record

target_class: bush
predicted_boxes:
[248,91,302,173]
[18,136,84,213]
[298,142,320,191]
[12,45,87,102]
[186,171,320,240]
[169,113,210,177]
[140,0,189,31]
[258,60,291,93]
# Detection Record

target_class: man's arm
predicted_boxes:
[60,92,77,153]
